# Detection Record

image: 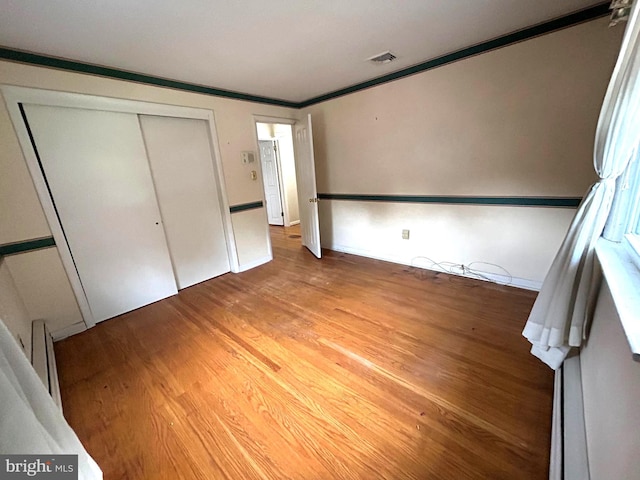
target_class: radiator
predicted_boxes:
[31,319,62,410]
[550,355,589,480]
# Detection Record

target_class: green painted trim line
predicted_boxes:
[229,201,264,213]
[299,3,611,107]
[318,193,582,208]
[0,237,56,257]
[0,47,299,109]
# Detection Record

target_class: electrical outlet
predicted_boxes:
[242,151,255,164]
[402,229,410,240]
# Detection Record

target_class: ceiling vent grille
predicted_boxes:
[368,51,397,64]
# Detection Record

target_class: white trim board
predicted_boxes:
[562,354,590,480]
[549,356,591,480]
[327,243,543,291]
[2,85,241,326]
[549,367,563,480]
[252,114,298,125]
[32,319,62,410]
[51,321,88,341]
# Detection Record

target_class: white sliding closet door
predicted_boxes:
[23,105,178,323]
[139,115,230,289]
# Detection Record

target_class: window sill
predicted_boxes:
[595,237,640,362]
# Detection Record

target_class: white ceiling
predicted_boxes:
[0,0,605,103]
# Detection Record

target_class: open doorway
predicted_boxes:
[255,122,302,248]
[256,122,299,227]
[254,114,320,259]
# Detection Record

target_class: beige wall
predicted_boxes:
[303,17,623,286]
[0,259,31,357]
[4,248,83,334]
[580,280,640,480]
[0,60,297,336]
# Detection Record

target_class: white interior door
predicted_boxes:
[259,140,285,226]
[139,115,230,289]
[23,105,178,322]
[293,114,321,258]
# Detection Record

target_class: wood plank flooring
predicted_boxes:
[54,225,553,479]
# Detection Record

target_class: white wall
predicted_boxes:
[320,201,576,288]
[0,60,297,336]
[303,17,623,286]
[231,208,272,269]
[0,258,31,357]
[580,279,640,480]
[4,248,83,334]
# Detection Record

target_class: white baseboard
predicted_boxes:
[327,243,542,291]
[51,321,87,341]
[469,271,542,291]
[32,320,62,410]
[288,220,300,226]
[236,254,272,273]
[550,368,563,480]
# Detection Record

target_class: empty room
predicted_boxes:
[1,1,639,479]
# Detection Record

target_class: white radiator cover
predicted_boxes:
[31,319,62,410]
[550,354,589,480]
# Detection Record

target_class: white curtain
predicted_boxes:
[0,319,102,479]
[523,1,640,370]
[604,147,640,239]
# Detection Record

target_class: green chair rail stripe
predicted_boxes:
[0,47,299,109]
[318,193,582,208]
[0,237,56,257]
[299,2,610,107]
[229,201,264,213]
[0,3,608,109]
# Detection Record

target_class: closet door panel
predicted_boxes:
[24,104,178,322]
[139,115,230,289]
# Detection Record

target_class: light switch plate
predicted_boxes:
[402,229,410,240]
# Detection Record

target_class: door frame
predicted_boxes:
[251,114,299,256]
[2,85,240,328]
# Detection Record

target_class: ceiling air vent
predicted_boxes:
[368,51,397,64]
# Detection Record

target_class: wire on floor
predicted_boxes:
[409,256,513,286]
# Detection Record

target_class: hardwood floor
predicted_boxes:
[55,225,553,479]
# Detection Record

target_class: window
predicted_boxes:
[620,150,640,267]
[597,147,640,361]
[606,148,640,253]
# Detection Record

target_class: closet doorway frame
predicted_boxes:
[2,85,240,329]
